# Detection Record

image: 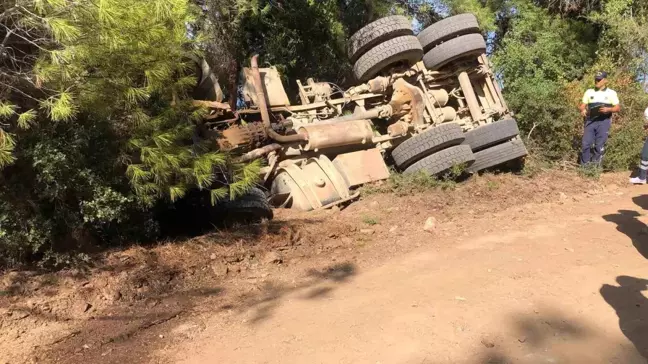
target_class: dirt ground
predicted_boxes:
[2,169,648,364]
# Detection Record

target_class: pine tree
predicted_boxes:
[2,0,259,205]
[0,0,260,266]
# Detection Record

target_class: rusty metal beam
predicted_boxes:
[458,71,482,122]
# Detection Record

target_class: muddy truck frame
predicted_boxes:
[194,14,527,218]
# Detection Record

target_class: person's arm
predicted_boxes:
[600,104,621,113]
[579,90,590,117]
[600,91,620,113]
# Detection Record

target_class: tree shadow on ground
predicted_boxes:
[21,260,356,364]
[0,215,337,364]
[4,281,225,364]
[476,308,591,364]
[600,275,648,361]
[0,217,322,296]
[218,262,357,325]
[602,209,648,259]
[474,306,647,364]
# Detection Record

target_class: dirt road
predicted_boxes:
[3,172,648,364]
[158,181,648,364]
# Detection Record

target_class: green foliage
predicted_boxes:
[441,0,500,31]
[243,0,350,94]
[519,146,552,177]
[601,78,648,171]
[578,164,602,180]
[490,3,597,161]
[362,216,380,225]
[486,179,499,190]
[439,0,648,172]
[3,0,648,268]
[0,116,143,267]
[445,162,468,179]
[0,130,16,168]
[0,0,259,267]
[361,169,457,196]
[589,0,648,72]
[199,0,403,98]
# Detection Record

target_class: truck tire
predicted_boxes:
[466,139,528,173]
[422,33,486,71]
[220,187,273,224]
[353,35,423,82]
[404,144,475,176]
[417,14,480,52]
[392,123,465,169]
[348,16,413,63]
[463,118,520,152]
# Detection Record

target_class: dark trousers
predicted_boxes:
[638,137,648,179]
[580,118,611,166]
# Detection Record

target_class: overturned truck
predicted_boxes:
[196,14,527,214]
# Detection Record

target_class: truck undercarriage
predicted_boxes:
[194,13,528,215]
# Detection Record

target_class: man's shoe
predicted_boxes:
[629,177,647,185]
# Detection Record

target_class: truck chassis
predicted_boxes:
[195,13,527,214]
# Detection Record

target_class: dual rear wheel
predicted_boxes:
[390,119,527,177]
[349,13,488,80]
[349,14,527,176]
[348,15,422,81]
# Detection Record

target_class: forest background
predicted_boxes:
[1,0,647,267]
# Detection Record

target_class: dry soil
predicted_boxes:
[2,170,648,364]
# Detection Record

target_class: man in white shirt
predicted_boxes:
[629,106,648,184]
[579,71,621,166]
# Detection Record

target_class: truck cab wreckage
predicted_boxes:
[196,14,527,213]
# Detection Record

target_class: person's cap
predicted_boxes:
[595,71,608,81]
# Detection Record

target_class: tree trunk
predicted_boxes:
[227,58,239,111]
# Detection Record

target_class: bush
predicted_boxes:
[0,0,257,268]
[361,168,461,196]
[490,2,648,172]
